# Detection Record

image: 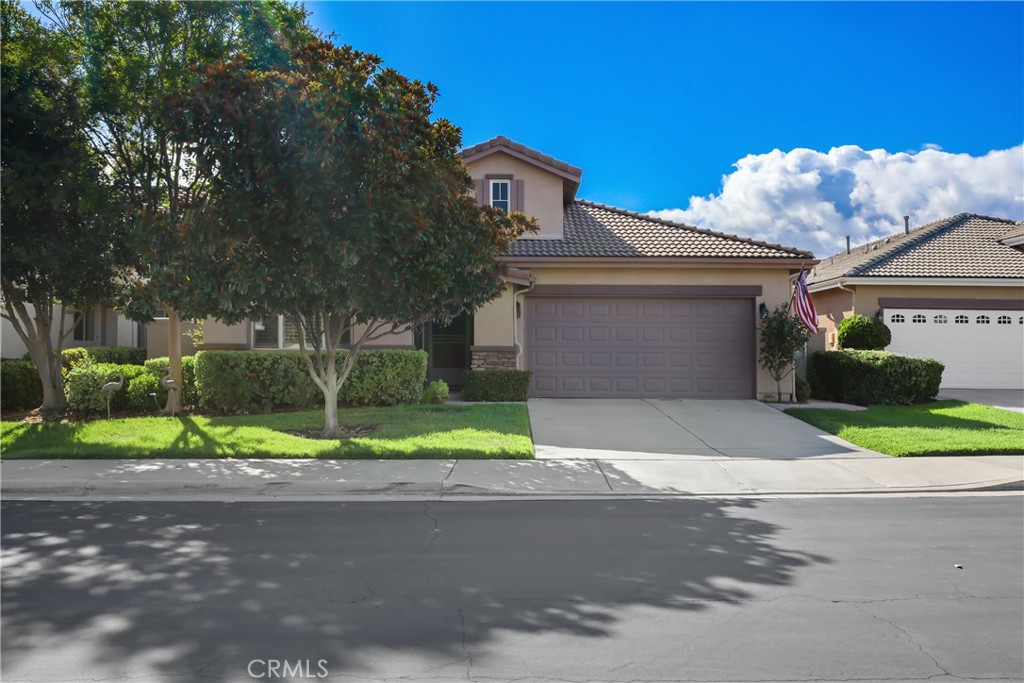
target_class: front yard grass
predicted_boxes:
[786,400,1024,457]
[0,404,534,459]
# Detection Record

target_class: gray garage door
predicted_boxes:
[526,297,755,398]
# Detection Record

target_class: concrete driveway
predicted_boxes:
[528,398,880,460]
[938,389,1024,414]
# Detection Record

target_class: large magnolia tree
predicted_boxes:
[164,41,535,434]
[0,1,129,415]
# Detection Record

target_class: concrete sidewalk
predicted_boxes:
[2,454,1021,501]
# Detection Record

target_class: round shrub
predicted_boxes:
[125,372,165,412]
[66,361,151,415]
[794,373,811,403]
[1,359,43,412]
[837,314,891,350]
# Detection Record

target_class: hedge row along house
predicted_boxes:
[808,213,1024,390]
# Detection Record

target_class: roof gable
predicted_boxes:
[808,213,1024,285]
[460,136,582,201]
[506,200,813,260]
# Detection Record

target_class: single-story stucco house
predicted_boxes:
[197,135,817,400]
[807,213,1024,389]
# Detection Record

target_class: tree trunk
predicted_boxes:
[776,380,782,404]
[25,337,65,417]
[164,308,183,414]
[322,380,340,435]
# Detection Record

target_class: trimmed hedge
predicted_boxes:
[144,356,198,406]
[837,314,891,350]
[794,373,811,404]
[811,350,944,406]
[61,345,146,368]
[1,359,44,412]
[66,362,154,414]
[462,369,532,402]
[194,349,428,413]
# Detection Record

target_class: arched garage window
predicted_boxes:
[890,314,905,323]
[976,315,990,324]
[955,315,969,324]
[912,314,927,323]
[997,315,1012,324]
[933,314,947,324]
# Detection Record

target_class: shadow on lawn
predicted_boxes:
[791,400,1024,433]
[1,498,830,681]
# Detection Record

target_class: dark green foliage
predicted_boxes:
[1,359,44,412]
[67,346,146,367]
[194,350,427,414]
[422,380,449,404]
[59,347,89,370]
[144,356,198,406]
[462,370,532,402]
[837,314,892,350]
[66,362,152,414]
[794,373,811,404]
[811,350,944,406]
[758,303,812,402]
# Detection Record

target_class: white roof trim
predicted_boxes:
[809,276,1024,292]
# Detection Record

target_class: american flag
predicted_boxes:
[792,270,818,334]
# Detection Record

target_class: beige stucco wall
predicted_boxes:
[814,284,1023,349]
[199,317,414,349]
[466,151,565,239]
[477,265,801,399]
[146,319,197,359]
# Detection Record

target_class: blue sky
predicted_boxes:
[309,1,1024,253]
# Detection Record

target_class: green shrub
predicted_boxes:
[66,361,151,415]
[811,350,944,406]
[794,373,811,404]
[422,379,449,404]
[462,369,532,402]
[194,349,427,413]
[1,359,44,412]
[837,314,891,350]
[60,347,90,371]
[144,356,198,406]
[124,372,164,412]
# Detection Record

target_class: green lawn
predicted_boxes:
[786,400,1024,457]
[0,404,534,459]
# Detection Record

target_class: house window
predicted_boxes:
[73,309,96,342]
[253,315,348,349]
[997,315,1012,325]
[976,315,990,324]
[154,308,167,318]
[912,314,926,323]
[490,180,510,213]
[890,314,905,323]
[933,315,947,324]
[954,315,969,324]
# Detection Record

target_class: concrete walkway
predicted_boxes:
[2,454,1021,501]
[528,398,880,460]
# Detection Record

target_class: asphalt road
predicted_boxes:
[2,496,1022,683]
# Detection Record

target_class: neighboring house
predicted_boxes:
[0,304,142,359]
[807,213,1024,390]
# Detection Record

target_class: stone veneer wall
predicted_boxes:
[470,346,518,370]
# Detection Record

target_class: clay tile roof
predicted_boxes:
[807,213,1024,285]
[460,136,583,178]
[506,200,813,259]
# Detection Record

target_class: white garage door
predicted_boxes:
[884,309,1024,389]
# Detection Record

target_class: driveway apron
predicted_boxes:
[528,398,879,460]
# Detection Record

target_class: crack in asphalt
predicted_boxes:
[850,603,951,678]
[459,606,475,680]
[409,502,441,565]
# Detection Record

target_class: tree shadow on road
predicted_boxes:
[1,498,830,681]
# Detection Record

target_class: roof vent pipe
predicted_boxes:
[846,236,851,255]
[903,215,910,234]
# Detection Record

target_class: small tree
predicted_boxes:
[758,303,812,403]
[0,1,129,415]
[162,42,535,435]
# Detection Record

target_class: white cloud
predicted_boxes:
[649,144,1024,256]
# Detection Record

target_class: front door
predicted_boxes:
[426,314,473,387]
